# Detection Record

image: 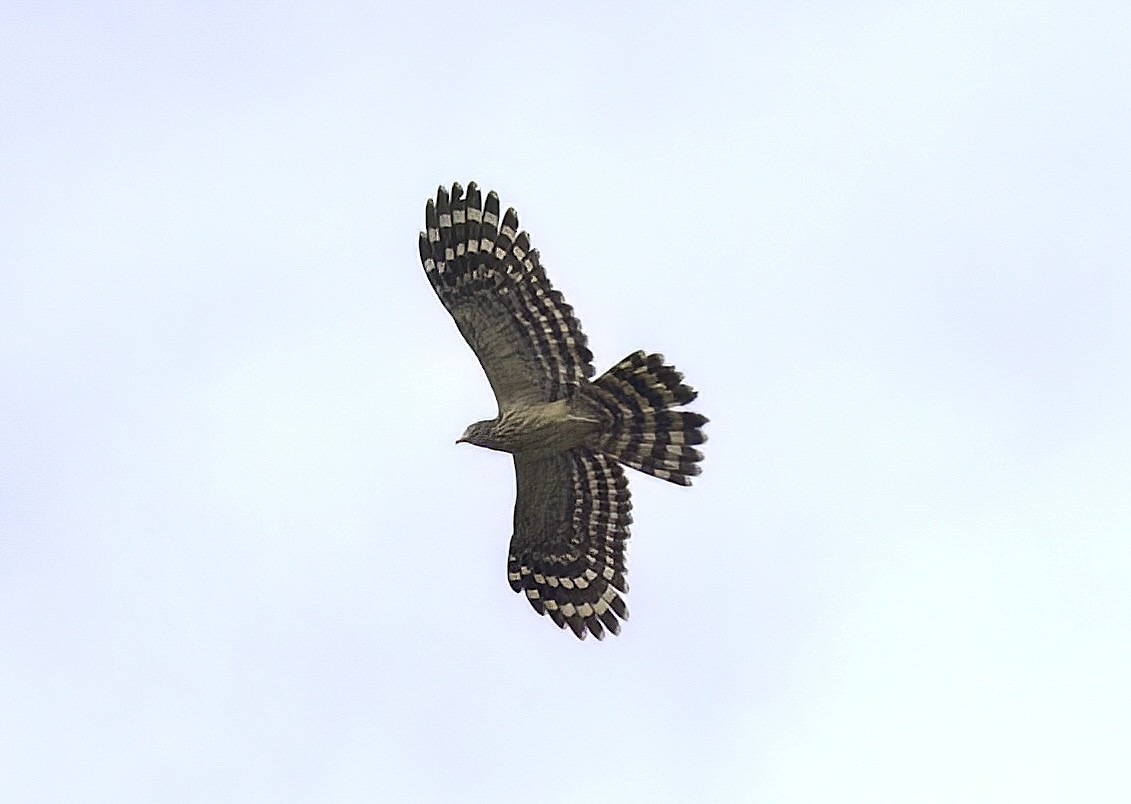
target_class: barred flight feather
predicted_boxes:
[509,450,632,640]
[584,351,709,486]
[418,182,594,408]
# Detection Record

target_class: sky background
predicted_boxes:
[3,2,1130,801]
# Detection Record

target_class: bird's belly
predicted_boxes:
[501,403,599,456]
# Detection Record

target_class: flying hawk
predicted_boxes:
[418,182,707,639]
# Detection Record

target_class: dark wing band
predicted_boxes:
[418,182,594,409]
[508,449,632,640]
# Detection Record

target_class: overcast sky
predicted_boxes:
[3,2,1130,802]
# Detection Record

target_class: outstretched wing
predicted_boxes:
[509,449,632,640]
[418,182,594,410]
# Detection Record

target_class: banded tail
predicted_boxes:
[583,351,708,485]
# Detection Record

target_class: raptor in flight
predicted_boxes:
[418,182,707,639]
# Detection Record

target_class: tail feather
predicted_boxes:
[584,351,708,485]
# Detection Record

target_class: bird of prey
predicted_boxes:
[418,182,707,640]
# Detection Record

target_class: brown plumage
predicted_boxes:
[419,182,707,640]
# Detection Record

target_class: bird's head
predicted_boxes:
[456,419,500,450]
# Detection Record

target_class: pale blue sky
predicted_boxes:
[3,2,1130,802]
